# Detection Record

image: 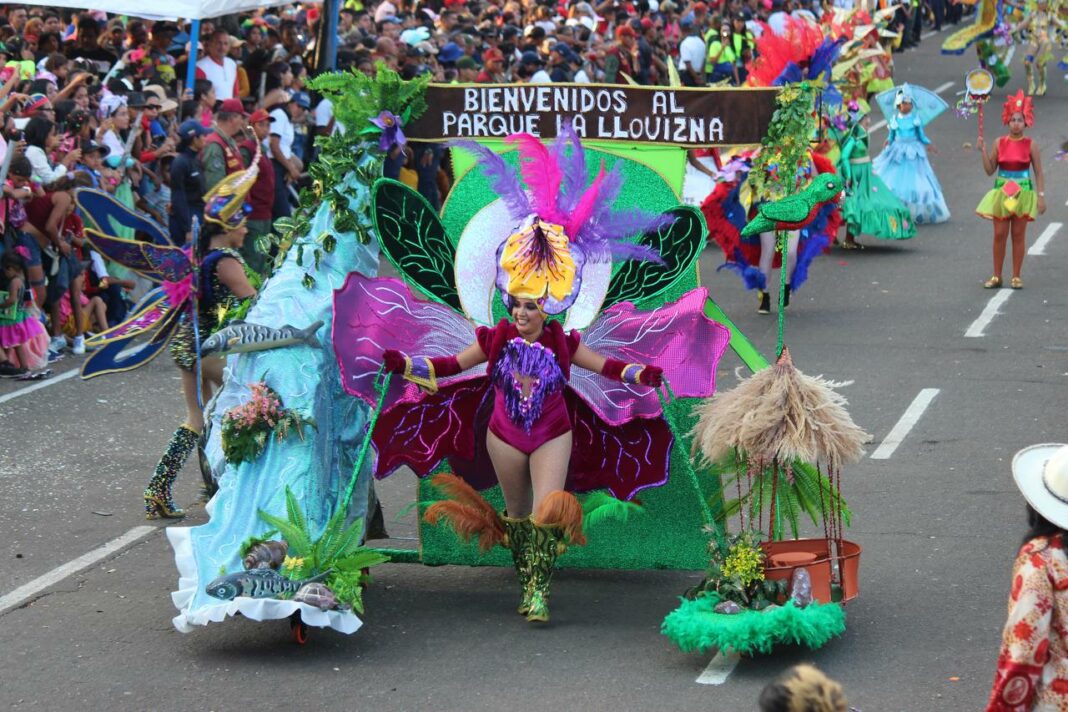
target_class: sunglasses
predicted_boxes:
[145,104,161,110]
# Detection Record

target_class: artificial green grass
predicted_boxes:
[661,592,846,655]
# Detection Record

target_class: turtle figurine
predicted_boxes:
[293,582,340,611]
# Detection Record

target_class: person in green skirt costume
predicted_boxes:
[838,100,915,249]
[976,90,1046,290]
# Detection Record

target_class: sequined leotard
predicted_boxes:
[169,247,247,371]
[475,319,581,455]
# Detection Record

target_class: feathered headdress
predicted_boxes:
[746,18,844,106]
[203,143,261,230]
[452,125,668,315]
[1001,89,1034,127]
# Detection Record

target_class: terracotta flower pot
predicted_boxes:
[837,539,862,602]
[762,539,834,603]
[761,538,862,604]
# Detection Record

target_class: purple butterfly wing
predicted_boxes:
[371,378,493,484]
[571,287,730,426]
[333,273,482,408]
[566,391,675,500]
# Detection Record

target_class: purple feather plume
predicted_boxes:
[449,140,531,221]
[555,122,589,214]
[582,209,672,265]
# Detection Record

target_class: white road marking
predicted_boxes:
[0,368,78,406]
[0,526,157,616]
[965,290,1013,338]
[696,650,741,685]
[1028,222,1062,255]
[870,82,955,133]
[870,388,940,460]
[921,28,943,39]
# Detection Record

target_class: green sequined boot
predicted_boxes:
[144,425,199,519]
[523,522,568,623]
[501,515,535,614]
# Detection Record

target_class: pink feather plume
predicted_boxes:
[566,161,606,245]
[506,133,565,225]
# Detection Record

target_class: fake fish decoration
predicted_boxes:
[205,568,331,601]
[201,319,324,357]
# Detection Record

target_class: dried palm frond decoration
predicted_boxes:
[689,347,871,545]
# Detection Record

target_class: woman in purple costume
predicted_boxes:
[383,216,663,623]
[336,128,730,624]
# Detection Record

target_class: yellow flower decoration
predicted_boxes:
[721,541,766,588]
[498,220,577,305]
[282,555,305,571]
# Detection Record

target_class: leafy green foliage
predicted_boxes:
[308,62,430,140]
[371,179,461,311]
[701,451,851,541]
[266,63,429,289]
[257,487,391,611]
[686,528,787,609]
[220,383,316,465]
[604,206,705,308]
[749,83,819,201]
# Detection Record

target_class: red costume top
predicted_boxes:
[476,319,581,454]
[996,136,1032,173]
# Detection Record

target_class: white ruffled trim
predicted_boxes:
[166,525,363,635]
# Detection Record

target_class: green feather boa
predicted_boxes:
[661,592,846,656]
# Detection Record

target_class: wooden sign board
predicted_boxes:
[405,83,778,147]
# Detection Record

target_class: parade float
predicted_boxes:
[76,60,869,651]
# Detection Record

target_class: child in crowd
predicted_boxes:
[0,250,50,374]
[26,172,94,355]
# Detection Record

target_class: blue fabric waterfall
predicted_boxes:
[168,172,379,634]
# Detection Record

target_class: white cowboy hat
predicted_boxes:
[1013,444,1068,529]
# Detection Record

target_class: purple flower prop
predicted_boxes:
[370,110,406,152]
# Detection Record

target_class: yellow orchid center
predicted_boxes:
[498,220,576,305]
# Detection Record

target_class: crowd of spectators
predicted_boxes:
[0,0,969,378]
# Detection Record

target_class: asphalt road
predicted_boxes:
[3,38,1068,712]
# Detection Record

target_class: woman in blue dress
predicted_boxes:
[873,84,950,225]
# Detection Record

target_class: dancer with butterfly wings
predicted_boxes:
[334,127,731,623]
[75,159,260,519]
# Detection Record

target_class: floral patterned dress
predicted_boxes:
[987,535,1068,711]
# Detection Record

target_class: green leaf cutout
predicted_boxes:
[371,179,462,312]
[603,205,705,308]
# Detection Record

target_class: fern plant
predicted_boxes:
[257,487,390,612]
[710,453,851,541]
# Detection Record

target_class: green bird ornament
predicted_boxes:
[741,173,844,237]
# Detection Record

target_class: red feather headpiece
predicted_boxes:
[1001,90,1034,127]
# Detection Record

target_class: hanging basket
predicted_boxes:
[762,537,862,603]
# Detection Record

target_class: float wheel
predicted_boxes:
[290,612,309,645]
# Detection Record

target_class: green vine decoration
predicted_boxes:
[748,82,819,201]
[266,63,431,288]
